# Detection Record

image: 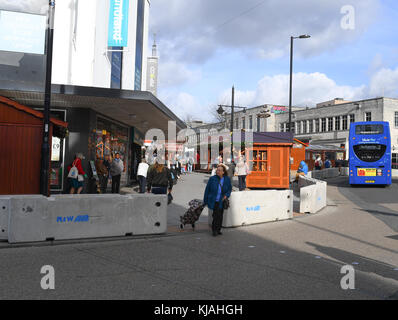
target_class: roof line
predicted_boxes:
[0,95,68,128]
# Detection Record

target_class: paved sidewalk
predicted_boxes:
[1,175,397,299]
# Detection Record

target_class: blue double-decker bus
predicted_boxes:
[349,121,392,186]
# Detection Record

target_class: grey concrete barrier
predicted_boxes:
[299,176,327,214]
[0,197,10,240]
[311,168,341,179]
[4,194,167,243]
[208,190,293,227]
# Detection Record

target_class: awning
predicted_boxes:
[0,81,186,135]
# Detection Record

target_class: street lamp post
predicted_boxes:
[288,34,310,133]
[40,0,56,196]
[217,86,246,162]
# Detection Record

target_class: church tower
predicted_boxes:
[146,35,158,96]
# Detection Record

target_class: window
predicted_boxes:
[296,122,300,134]
[257,117,261,132]
[365,112,372,122]
[342,115,348,130]
[134,0,145,90]
[251,150,268,172]
[349,114,355,124]
[353,144,386,162]
[291,122,295,133]
[110,47,123,89]
[309,120,313,133]
[321,118,326,132]
[335,116,340,131]
[395,112,398,128]
[235,118,239,129]
[328,118,333,131]
[393,153,398,169]
[303,121,307,134]
[242,117,245,129]
[355,124,384,135]
[249,116,253,130]
[280,123,284,132]
[315,119,319,132]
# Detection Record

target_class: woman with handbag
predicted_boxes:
[68,153,87,194]
[203,164,232,237]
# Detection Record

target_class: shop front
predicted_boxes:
[91,116,130,188]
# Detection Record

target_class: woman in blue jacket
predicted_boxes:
[203,164,232,236]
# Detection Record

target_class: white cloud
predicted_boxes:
[150,0,380,64]
[158,61,202,88]
[159,91,212,122]
[219,72,368,108]
[161,67,398,123]
[368,67,398,97]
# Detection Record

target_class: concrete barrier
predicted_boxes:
[311,168,340,179]
[299,176,327,214]
[0,197,10,240]
[3,194,167,243]
[208,190,293,227]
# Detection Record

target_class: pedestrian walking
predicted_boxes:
[95,158,108,193]
[226,160,236,180]
[203,164,232,237]
[110,152,124,193]
[188,157,193,173]
[103,154,112,192]
[315,155,323,170]
[235,155,249,191]
[68,152,87,194]
[325,157,332,168]
[147,161,174,196]
[137,158,149,193]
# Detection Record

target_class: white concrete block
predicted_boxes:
[298,176,327,214]
[220,190,292,227]
[7,194,168,243]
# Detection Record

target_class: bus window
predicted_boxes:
[353,144,386,162]
[355,124,384,135]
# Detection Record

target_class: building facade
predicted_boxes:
[0,1,187,194]
[274,97,398,166]
[52,0,150,91]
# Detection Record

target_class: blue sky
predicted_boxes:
[150,0,398,122]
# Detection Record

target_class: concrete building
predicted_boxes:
[52,0,150,91]
[274,97,398,167]
[0,2,186,193]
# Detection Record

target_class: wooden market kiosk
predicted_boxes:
[244,132,293,189]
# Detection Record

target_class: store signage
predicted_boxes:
[271,106,288,114]
[0,10,46,54]
[108,0,129,47]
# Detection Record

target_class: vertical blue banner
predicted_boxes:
[108,0,129,47]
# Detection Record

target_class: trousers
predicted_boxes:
[211,202,224,233]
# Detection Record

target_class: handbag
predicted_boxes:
[219,179,230,210]
[222,197,230,210]
[78,174,84,182]
[68,161,78,179]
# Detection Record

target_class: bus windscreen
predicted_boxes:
[355,124,384,135]
[353,144,386,162]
